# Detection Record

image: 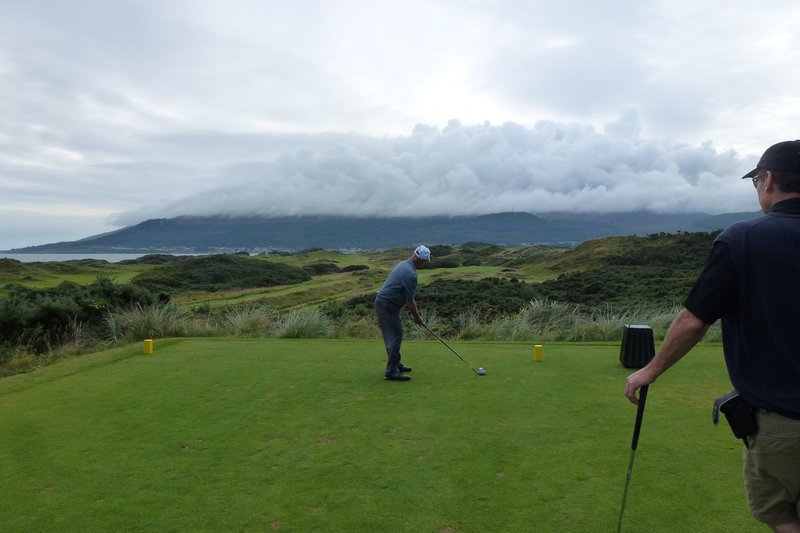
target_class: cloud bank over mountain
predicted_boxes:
[114,112,755,226]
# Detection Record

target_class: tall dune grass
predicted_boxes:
[274,308,332,338]
[2,298,717,376]
[29,300,699,348]
[454,308,482,340]
[219,305,277,338]
[103,302,188,342]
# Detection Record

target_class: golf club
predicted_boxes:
[423,323,486,376]
[617,383,649,533]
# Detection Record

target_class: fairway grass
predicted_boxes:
[0,339,760,532]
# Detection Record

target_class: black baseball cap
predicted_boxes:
[742,140,800,179]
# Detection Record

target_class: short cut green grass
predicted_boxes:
[0,338,760,532]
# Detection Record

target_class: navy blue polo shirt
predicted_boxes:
[685,198,800,419]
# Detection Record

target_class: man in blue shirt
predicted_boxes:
[624,140,800,532]
[375,245,430,381]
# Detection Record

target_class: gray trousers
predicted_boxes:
[375,296,404,375]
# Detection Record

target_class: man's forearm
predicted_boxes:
[625,308,710,403]
[406,299,423,323]
[648,308,710,376]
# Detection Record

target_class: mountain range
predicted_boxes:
[7,211,760,253]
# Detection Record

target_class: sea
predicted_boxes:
[1,253,167,263]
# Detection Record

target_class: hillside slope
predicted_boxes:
[1,231,723,314]
[7,211,757,253]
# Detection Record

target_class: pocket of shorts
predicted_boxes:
[751,425,800,455]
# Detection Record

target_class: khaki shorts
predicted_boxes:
[743,411,800,525]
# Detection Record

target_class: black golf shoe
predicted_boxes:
[397,364,413,373]
[384,371,410,381]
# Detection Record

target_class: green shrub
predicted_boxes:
[303,262,342,276]
[132,254,310,293]
[418,277,542,319]
[342,264,369,272]
[117,254,182,265]
[0,277,159,354]
[428,260,461,269]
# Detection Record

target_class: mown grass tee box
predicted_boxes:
[0,338,759,532]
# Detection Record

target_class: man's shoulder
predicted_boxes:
[392,258,415,274]
[717,215,770,241]
[390,258,409,269]
[717,210,800,244]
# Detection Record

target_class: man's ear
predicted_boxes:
[763,170,774,192]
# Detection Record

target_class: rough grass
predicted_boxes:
[0,338,759,532]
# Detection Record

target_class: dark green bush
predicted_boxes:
[418,277,543,319]
[428,260,461,269]
[132,254,310,293]
[303,262,342,275]
[118,254,183,265]
[342,264,369,272]
[0,277,160,354]
[429,245,454,257]
[538,266,696,308]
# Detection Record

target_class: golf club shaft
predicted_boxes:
[617,384,649,533]
[423,324,480,374]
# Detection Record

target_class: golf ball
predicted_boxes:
[478,367,486,375]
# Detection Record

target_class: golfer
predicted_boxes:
[625,140,800,532]
[375,245,430,381]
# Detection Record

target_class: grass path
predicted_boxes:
[0,339,759,532]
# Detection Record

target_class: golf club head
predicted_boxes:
[423,324,487,377]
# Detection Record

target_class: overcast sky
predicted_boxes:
[2,0,798,249]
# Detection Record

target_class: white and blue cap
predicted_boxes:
[414,245,431,261]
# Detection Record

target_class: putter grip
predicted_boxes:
[631,384,649,450]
